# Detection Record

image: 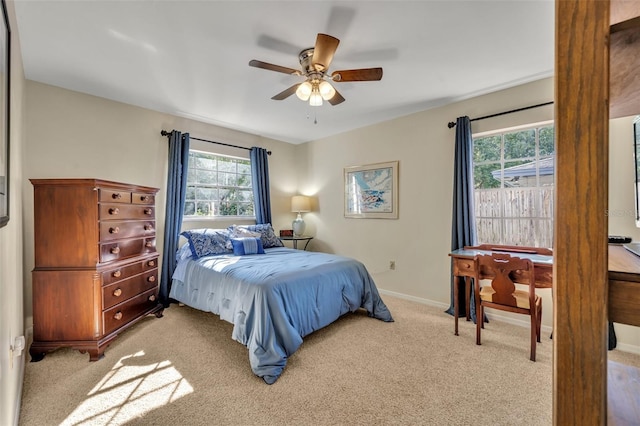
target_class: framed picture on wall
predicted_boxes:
[0,0,9,228]
[344,161,398,219]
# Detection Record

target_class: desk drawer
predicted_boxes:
[103,269,158,309]
[453,258,474,277]
[609,279,640,326]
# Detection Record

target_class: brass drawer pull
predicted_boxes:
[109,226,119,234]
[109,207,119,215]
[148,275,156,282]
[112,270,121,278]
[148,260,156,267]
[112,193,122,200]
[113,311,123,320]
[144,208,153,215]
[113,288,122,297]
[148,294,156,302]
[145,241,154,248]
[140,195,150,202]
[144,224,154,231]
[111,246,120,254]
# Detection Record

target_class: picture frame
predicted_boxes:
[0,0,9,228]
[344,161,398,219]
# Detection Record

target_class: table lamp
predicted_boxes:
[291,195,311,236]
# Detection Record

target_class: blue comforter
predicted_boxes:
[169,247,393,384]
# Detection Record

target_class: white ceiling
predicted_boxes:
[13,0,555,144]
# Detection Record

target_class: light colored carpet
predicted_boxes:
[18,295,639,425]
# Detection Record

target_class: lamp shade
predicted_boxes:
[291,195,311,213]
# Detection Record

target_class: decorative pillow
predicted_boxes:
[231,237,265,255]
[229,223,284,248]
[180,228,232,258]
[226,226,262,249]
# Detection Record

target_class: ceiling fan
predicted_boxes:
[249,33,383,106]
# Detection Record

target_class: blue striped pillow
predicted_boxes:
[231,237,265,255]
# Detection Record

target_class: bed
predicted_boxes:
[169,225,394,384]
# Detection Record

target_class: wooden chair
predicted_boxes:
[473,253,542,361]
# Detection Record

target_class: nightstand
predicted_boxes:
[280,235,313,250]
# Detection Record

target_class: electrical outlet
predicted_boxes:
[389,260,396,270]
[10,336,25,369]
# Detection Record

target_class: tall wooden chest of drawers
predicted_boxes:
[29,178,164,361]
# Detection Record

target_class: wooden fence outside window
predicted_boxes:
[474,187,554,248]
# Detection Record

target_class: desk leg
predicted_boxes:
[454,276,459,336]
[465,277,471,322]
[293,240,298,249]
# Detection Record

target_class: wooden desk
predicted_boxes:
[608,245,640,425]
[449,244,553,335]
[608,244,640,327]
[449,244,640,328]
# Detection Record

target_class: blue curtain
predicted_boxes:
[250,147,272,225]
[159,131,190,307]
[445,116,479,322]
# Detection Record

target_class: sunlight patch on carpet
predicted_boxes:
[60,351,193,425]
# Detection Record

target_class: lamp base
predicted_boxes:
[292,213,306,237]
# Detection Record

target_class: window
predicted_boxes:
[473,122,555,248]
[184,150,254,218]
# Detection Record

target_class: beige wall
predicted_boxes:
[22,80,297,320]
[295,76,639,352]
[0,1,26,424]
[7,61,639,423]
[295,78,555,317]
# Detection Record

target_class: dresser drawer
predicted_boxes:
[102,256,159,286]
[100,237,156,263]
[132,192,155,205]
[103,269,158,309]
[99,220,155,242]
[103,288,158,335]
[99,189,132,204]
[99,203,155,220]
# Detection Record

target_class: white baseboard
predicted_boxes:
[377,288,640,354]
[615,342,640,355]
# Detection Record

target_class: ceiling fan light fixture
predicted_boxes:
[295,81,313,101]
[309,87,323,106]
[318,80,336,100]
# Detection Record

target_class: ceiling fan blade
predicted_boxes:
[249,60,300,75]
[332,67,383,82]
[311,33,340,72]
[271,84,301,100]
[328,88,345,106]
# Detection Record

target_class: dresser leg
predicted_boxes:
[85,349,105,362]
[29,346,45,362]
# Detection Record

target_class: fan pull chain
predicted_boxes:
[306,111,318,125]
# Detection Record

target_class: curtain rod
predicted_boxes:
[447,101,554,129]
[160,130,272,155]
